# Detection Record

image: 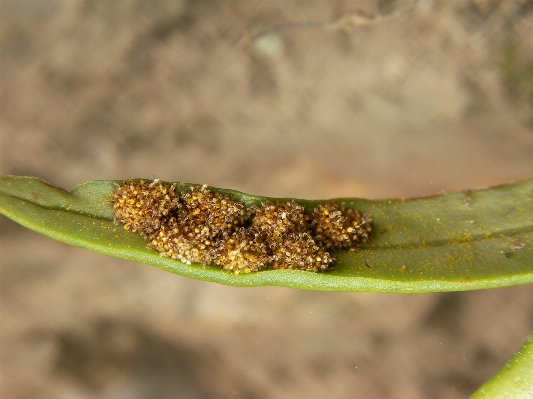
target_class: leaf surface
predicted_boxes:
[1,175,532,292]
[470,331,533,399]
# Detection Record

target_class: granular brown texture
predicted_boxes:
[113,180,372,273]
[112,180,180,237]
[249,201,332,271]
[213,228,270,274]
[270,233,332,272]
[180,184,246,237]
[311,203,372,250]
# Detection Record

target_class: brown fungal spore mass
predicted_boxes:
[311,203,372,250]
[112,179,180,237]
[113,180,372,274]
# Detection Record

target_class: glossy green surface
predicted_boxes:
[470,331,533,399]
[1,176,532,292]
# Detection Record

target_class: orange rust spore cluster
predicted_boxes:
[113,180,372,274]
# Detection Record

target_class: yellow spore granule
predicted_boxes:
[113,180,372,274]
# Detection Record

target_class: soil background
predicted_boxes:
[1,1,533,398]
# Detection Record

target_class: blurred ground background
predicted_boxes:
[1,0,533,398]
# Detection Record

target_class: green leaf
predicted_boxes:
[1,175,532,292]
[470,330,533,399]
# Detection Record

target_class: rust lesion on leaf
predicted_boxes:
[112,179,372,274]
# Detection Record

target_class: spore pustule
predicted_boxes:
[113,180,372,274]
